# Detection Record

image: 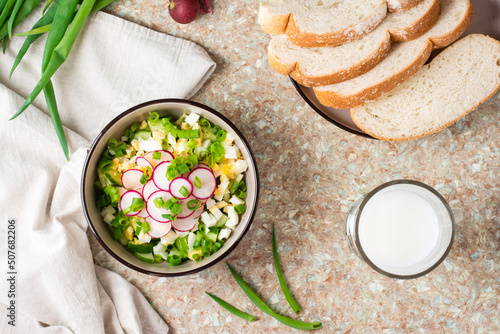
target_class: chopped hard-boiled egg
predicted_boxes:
[233,160,248,174]
[224,132,234,145]
[209,205,223,220]
[201,212,218,227]
[124,226,134,240]
[229,196,245,206]
[185,112,200,127]
[225,206,239,229]
[138,138,162,152]
[205,198,216,210]
[218,228,232,241]
[160,230,178,245]
[137,231,152,244]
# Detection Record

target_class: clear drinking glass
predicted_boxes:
[345,180,455,279]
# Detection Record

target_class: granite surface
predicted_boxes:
[88,1,500,333]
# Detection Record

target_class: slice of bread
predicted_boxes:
[350,34,500,141]
[258,0,388,47]
[313,0,473,109]
[268,0,440,87]
[387,0,425,12]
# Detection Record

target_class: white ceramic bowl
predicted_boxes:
[81,99,259,276]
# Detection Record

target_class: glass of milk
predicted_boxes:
[345,180,455,279]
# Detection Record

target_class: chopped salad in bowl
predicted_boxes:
[82,100,259,276]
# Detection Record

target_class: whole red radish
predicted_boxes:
[169,0,200,24]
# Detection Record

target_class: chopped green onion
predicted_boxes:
[177,129,200,139]
[189,152,198,165]
[141,221,150,234]
[154,197,165,208]
[148,112,160,125]
[236,190,246,199]
[193,253,202,262]
[199,224,207,234]
[135,226,141,236]
[166,165,179,180]
[194,176,202,189]
[187,139,197,149]
[171,202,183,215]
[227,264,322,330]
[154,254,162,263]
[187,199,201,210]
[234,204,246,214]
[123,198,145,214]
[139,166,152,185]
[193,241,201,248]
[153,151,161,160]
[201,247,210,258]
[206,292,257,322]
[104,186,120,205]
[112,228,122,240]
[231,181,239,190]
[179,185,189,198]
[163,197,178,210]
[162,214,174,221]
[216,129,227,142]
[177,162,190,174]
[199,118,211,128]
[98,157,113,172]
[175,237,189,251]
[273,224,301,314]
[96,194,110,208]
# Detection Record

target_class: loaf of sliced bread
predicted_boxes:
[313,0,472,109]
[268,0,440,87]
[258,0,388,47]
[350,34,500,141]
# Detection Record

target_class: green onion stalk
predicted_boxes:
[205,292,257,322]
[227,263,322,330]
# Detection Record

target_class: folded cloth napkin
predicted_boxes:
[0,6,215,333]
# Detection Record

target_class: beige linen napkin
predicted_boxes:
[0,6,215,333]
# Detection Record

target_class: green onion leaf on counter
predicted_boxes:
[206,292,257,322]
[273,224,301,314]
[227,263,322,330]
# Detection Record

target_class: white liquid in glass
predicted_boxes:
[358,190,440,269]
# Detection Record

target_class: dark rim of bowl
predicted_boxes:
[353,179,455,279]
[81,98,260,277]
[289,77,376,140]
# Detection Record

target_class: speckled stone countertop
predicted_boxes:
[89,1,500,333]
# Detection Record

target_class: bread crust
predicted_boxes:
[350,35,500,141]
[389,0,441,42]
[430,1,473,48]
[291,35,392,86]
[268,32,392,87]
[388,0,426,12]
[314,40,433,109]
[260,2,388,48]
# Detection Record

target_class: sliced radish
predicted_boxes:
[193,163,211,170]
[144,150,173,167]
[142,179,159,201]
[177,195,197,219]
[152,161,172,191]
[121,169,144,190]
[191,205,205,219]
[169,177,193,200]
[188,167,216,200]
[137,208,149,218]
[136,156,153,169]
[146,190,173,223]
[146,217,172,238]
[172,215,199,232]
[119,190,144,216]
